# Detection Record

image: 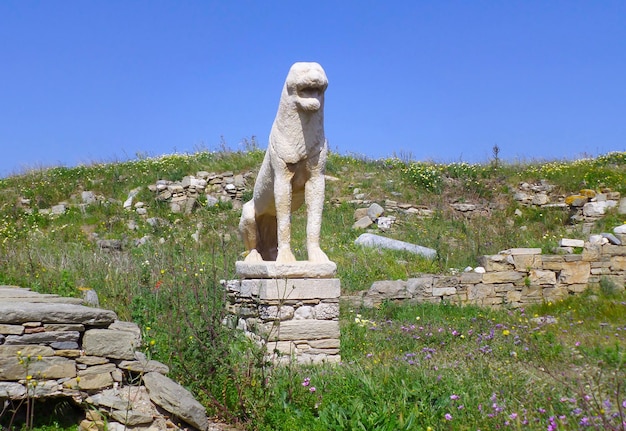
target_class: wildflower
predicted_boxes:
[502,329,510,336]
[450,394,459,400]
[579,417,590,427]
[509,413,518,420]
[149,340,156,346]
[416,316,420,321]
[26,375,32,381]
[309,386,316,393]
[444,413,452,421]
[302,377,310,387]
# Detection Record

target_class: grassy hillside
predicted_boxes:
[1,150,625,430]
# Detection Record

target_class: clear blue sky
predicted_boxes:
[1,1,625,177]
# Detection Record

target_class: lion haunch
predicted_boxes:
[239,62,330,263]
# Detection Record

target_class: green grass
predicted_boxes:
[2,150,626,429]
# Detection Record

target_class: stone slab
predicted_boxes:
[83,329,140,360]
[354,233,437,259]
[0,303,117,325]
[236,261,337,279]
[503,248,542,255]
[143,372,209,431]
[560,238,585,248]
[0,324,24,335]
[259,278,340,300]
[265,320,340,341]
[0,355,76,380]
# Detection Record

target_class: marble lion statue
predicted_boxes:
[239,62,331,263]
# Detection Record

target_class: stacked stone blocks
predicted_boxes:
[226,276,341,364]
[358,237,626,308]
[0,286,209,431]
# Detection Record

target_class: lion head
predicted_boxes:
[285,62,328,112]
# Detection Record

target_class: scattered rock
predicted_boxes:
[354,233,436,259]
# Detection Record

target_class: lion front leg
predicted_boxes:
[305,171,330,263]
[274,166,296,263]
[239,200,263,262]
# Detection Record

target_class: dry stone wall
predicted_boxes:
[0,286,212,431]
[353,232,626,309]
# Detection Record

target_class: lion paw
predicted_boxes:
[276,248,297,263]
[244,249,263,263]
[307,246,330,263]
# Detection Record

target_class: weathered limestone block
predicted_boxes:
[66,372,114,391]
[478,255,514,271]
[432,287,457,296]
[0,381,27,398]
[601,244,626,256]
[506,290,523,303]
[77,356,109,366]
[504,248,542,255]
[482,271,525,284]
[79,363,117,376]
[30,380,63,397]
[610,256,626,271]
[83,329,140,360]
[560,238,585,248]
[309,339,340,349]
[582,244,602,261]
[4,331,80,346]
[529,269,557,285]
[117,358,170,374]
[512,254,542,271]
[354,233,437,258]
[43,323,85,332]
[226,279,261,298]
[236,261,337,279]
[0,345,55,358]
[406,276,434,296]
[364,280,409,305]
[468,284,496,300]
[0,303,117,325]
[521,286,544,299]
[367,202,385,220]
[460,272,483,284]
[352,216,374,229]
[0,324,24,335]
[259,278,340,300]
[143,372,209,431]
[557,262,590,284]
[543,287,569,301]
[109,410,153,426]
[567,284,588,293]
[0,355,76,380]
[108,321,142,337]
[264,320,340,341]
[494,283,515,293]
[268,341,297,356]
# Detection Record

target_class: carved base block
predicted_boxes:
[235,261,337,279]
[225,277,341,364]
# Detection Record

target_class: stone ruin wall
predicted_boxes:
[352,235,626,309]
[0,287,210,431]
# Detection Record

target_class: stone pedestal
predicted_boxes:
[226,262,341,364]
